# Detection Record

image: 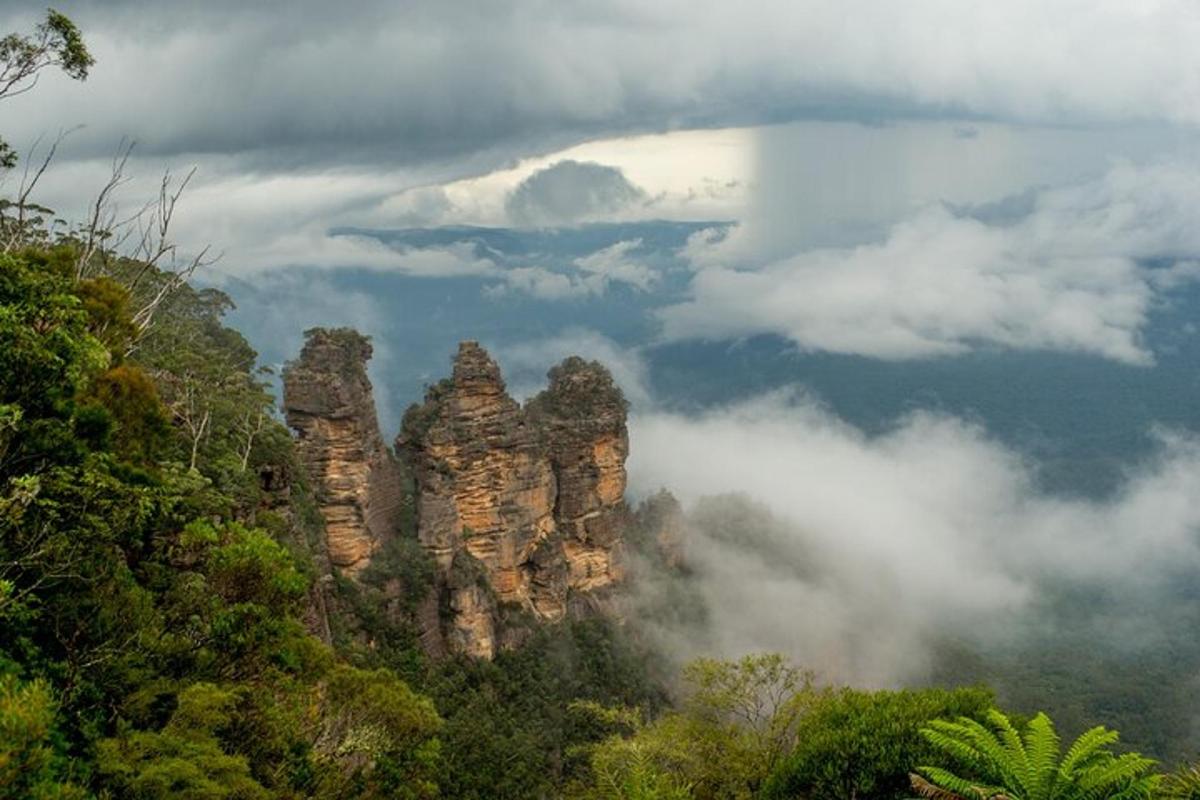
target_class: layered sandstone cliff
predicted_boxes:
[399,343,630,658]
[283,328,403,575]
[283,331,632,660]
[527,356,630,597]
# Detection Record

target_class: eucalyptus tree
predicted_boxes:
[0,9,93,168]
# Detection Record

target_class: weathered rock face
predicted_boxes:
[399,343,558,610]
[528,356,630,594]
[283,328,403,576]
[399,342,630,657]
[282,331,632,660]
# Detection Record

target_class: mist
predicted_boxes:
[623,389,1200,688]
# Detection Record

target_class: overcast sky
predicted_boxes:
[3,1,1200,363]
[6,0,1200,165]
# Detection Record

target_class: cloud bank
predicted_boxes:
[626,391,1200,685]
[662,162,1200,364]
[485,239,656,300]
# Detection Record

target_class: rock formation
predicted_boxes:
[399,342,630,658]
[527,356,630,596]
[283,328,403,575]
[283,331,632,660]
[633,489,687,570]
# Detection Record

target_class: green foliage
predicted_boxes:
[97,683,270,799]
[130,279,277,482]
[0,247,109,470]
[75,276,138,352]
[0,241,445,797]
[573,653,813,800]
[912,709,1159,800]
[309,665,442,799]
[761,685,994,800]
[0,675,85,799]
[583,734,694,800]
[85,365,171,465]
[429,617,670,799]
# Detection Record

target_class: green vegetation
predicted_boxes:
[565,655,998,800]
[913,709,1159,800]
[0,243,442,798]
[762,685,995,800]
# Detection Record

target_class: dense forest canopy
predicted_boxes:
[0,9,1195,800]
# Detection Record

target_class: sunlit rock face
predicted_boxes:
[400,342,630,658]
[527,356,630,594]
[283,328,403,575]
[283,331,631,660]
[398,342,558,610]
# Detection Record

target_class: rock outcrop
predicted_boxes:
[283,331,632,661]
[527,356,630,595]
[283,328,403,575]
[399,342,630,658]
[633,489,687,571]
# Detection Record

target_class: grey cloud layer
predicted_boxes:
[6,0,1200,169]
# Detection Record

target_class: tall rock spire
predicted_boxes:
[527,356,630,596]
[283,328,402,575]
[399,342,630,658]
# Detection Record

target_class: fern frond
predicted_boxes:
[922,725,997,783]
[1159,765,1200,800]
[951,716,1027,792]
[912,771,972,800]
[1058,727,1119,779]
[1024,713,1061,800]
[1103,774,1162,800]
[917,766,1009,800]
[1071,753,1156,800]
[991,710,1033,796]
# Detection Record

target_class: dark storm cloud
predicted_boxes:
[4,0,1200,172]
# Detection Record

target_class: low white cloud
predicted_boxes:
[239,235,499,277]
[484,239,656,300]
[574,239,656,291]
[495,329,652,407]
[627,392,1200,685]
[662,162,1200,364]
[488,266,586,300]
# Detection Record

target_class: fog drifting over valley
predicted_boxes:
[622,390,1200,687]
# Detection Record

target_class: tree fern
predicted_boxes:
[911,709,1158,800]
